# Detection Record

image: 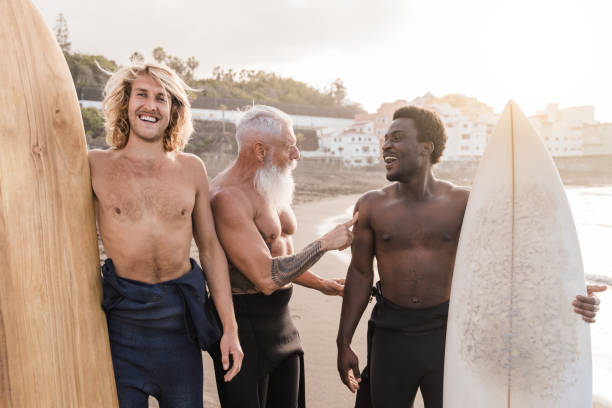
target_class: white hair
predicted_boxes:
[253,158,296,211]
[235,105,293,151]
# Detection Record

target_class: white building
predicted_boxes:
[316,121,380,167]
[426,103,498,160]
[529,104,598,157]
[581,123,612,156]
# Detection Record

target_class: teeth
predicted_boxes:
[384,157,397,164]
[139,115,158,123]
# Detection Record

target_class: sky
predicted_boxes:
[32,0,612,121]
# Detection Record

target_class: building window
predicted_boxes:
[355,148,359,152]
[462,134,470,140]
[461,146,469,151]
[362,146,370,152]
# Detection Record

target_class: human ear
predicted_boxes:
[254,142,266,162]
[420,141,434,157]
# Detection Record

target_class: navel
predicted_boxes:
[181,209,186,216]
[114,208,121,215]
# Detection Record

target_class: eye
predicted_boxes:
[157,95,166,102]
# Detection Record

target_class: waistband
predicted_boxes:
[101,258,221,350]
[370,281,449,332]
[231,285,293,314]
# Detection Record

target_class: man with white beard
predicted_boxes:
[210,105,357,408]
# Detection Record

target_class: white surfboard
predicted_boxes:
[443,101,591,407]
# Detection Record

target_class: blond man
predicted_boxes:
[89,63,242,407]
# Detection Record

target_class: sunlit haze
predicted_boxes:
[33,0,612,121]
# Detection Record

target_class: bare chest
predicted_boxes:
[371,201,463,249]
[255,205,297,250]
[93,166,195,223]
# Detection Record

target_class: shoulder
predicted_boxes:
[176,151,206,173]
[356,184,396,206]
[87,148,112,162]
[87,148,116,172]
[354,184,396,216]
[435,179,470,207]
[210,185,251,216]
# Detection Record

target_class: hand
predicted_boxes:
[219,330,244,382]
[319,278,345,297]
[337,344,361,393]
[320,212,358,251]
[573,285,607,323]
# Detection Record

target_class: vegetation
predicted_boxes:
[55,14,362,112]
[81,107,104,138]
[54,14,362,151]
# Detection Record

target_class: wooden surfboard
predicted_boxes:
[443,101,591,407]
[0,0,118,406]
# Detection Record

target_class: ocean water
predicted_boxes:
[318,186,612,403]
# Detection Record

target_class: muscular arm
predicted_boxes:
[337,197,375,391]
[212,191,353,295]
[287,236,345,296]
[271,240,325,286]
[190,157,243,381]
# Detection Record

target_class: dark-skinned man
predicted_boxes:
[336,106,605,408]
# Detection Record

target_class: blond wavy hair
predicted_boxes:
[102,63,194,151]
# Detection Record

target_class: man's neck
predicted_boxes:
[397,166,436,201]
[121,134,168,162]
[230,153,262,183]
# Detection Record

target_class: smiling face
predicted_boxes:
[382,118,427,182]
[126,74,171,144]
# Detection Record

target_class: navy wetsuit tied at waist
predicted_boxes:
[101,258,221,408]
[101,258,221,350]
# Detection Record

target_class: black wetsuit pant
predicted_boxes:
[212,347,301,408]
[211,287,305,408]
[369,325,446,408]
[355,283,448,408]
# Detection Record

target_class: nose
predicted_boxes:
[382,138,391,150]
[291,146,300,161]
[143,95,158,112]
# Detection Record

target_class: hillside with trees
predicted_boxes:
[55,14,362,115]
[54,13,361,152]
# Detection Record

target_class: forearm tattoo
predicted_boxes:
[271,240,325,287]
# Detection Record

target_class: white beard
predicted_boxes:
[254,161,296,211]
